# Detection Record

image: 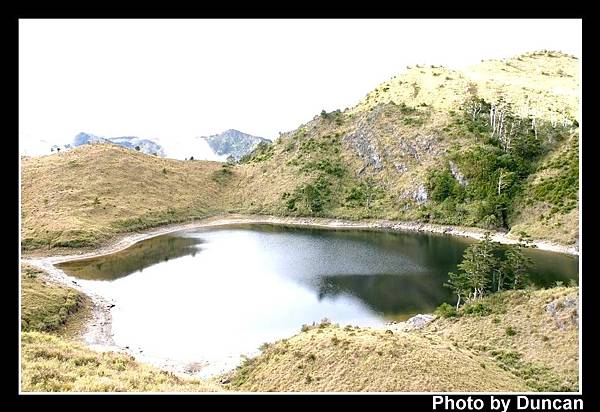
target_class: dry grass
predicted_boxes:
[21,332,222,392]
[226,288,578,392]
[21,144,231,250]
[226,321,529,392]
[422,287,579,391]
[353,51,579,123]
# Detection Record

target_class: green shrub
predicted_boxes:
[462,301,492,316]
[435,302,458,318]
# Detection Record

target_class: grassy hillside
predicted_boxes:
[227,287,578,392]
[21,332,220,392]
[21,51,579,250]
[233,51,579,244]
[21,144,235,250]
[425,287,579,391]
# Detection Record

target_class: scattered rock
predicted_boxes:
[449,161,468,186]
[385,330,394,335]
[394,163,408,173]
[219,378,231,385]
[545,295,579,331]
[412,185,428,204]
[404,314,436,330]
[107,304,116,309]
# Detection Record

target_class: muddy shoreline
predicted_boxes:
[20,213,579,378]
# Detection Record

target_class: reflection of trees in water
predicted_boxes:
[230,224,469,269]
[58,235,203,280]
[312,273,455,319]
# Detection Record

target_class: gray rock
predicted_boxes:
[405,314,436,330]
[413,185,428,204]
[394,163,408,173]
[545,295,579,330]
[449,161,468,186]
[343,124,383,173]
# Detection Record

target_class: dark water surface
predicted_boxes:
[57,224,578,374]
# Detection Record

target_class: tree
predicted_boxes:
[445,231,537,308]
[445,271,471,309]
[502,232,535,290]
[445,232,500,304]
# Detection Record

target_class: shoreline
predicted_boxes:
[20,213,579,379]
[23,214,579,265]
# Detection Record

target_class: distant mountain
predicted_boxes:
[201,129,271,161]
[72,132,166,156]
[62,131,270,161]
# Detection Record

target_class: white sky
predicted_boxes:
[19,19,581,156]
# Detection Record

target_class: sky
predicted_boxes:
[19,19,582,156]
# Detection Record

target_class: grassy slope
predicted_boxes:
[228,287,578,392]
[509,132,579,245]
[21,264,91,336]
[423,287,579,391]
[229,323,529,392]
[224,51,581,243]
[21,144,233,250]
[21,332,220,392]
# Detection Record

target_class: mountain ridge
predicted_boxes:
[21,51,580,250]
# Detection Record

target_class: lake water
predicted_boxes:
[57,224,579,376]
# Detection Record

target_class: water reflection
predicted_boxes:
[58,235,203,280]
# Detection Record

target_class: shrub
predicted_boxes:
[505,326,518,336]
[435,302,458,318]
[462,301,492,316]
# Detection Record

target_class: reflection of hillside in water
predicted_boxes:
[311,274,454,320]
[57,235,203,280]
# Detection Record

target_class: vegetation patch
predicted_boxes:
[21,266,88,333]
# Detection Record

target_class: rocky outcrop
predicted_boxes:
[386,313,437,332]
[545,294,579,331]
[343,126,383,174]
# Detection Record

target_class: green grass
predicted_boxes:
[21,265,89,333]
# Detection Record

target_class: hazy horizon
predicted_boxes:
[19,19,582,156]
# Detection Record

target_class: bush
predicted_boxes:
[435,302,458,318]
[462,301,492,316]
[505,326,518,336]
